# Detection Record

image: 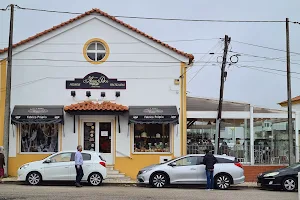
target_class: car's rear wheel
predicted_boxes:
[26,172,42,185]
[282,177,297,192]
[88,172,103,186]
[215,174,231,190]
[150,172,168,188]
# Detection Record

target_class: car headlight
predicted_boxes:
[20,164,29,170]
[264,172,279,177]
[140,169,151,174]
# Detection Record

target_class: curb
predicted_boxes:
[2,181,258,188]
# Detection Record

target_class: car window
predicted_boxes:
[82,153,91,161]
[70,153,91,161]
[50,152,72,163]
[216,157,234,163]
[173,156,199,166]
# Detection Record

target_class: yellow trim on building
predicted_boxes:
[181,62,187,156]
[78,116,81,145]
[0,59,6,146]
[114,118,116,164]
[59,125,63,151]
[83,38,110,65]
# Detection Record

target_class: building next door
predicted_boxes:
[83,120,114,164]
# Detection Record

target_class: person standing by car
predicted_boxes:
[0,146,5,183]
[75,145,84,187]
[203,149,217,190]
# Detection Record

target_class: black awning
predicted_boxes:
[11,105,64,124]
[129,106,179,124]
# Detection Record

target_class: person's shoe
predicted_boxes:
[75,183,82,187]
[205,189,210,191]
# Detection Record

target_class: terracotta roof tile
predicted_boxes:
[0,8,194,62]
[278,95,300,105]
[64,101,128,112]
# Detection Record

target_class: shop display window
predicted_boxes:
[134,124,170,153]
[20,123,59,153]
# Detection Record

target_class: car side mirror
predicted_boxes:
[44,159,51,163]
[169,162,176,167]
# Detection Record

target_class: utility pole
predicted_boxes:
[3,4,14,176]
[215,35,230,155]
[286,18,294,165]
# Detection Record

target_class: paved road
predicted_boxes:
[0,184,297,200]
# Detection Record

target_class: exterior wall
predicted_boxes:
[243,165,286,182]
[6,17,184,177]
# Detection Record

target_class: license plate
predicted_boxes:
[257,183,261,187]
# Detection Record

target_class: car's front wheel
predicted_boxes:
[26,172,42,185]
[282,177,297,192]
[215,174,231,190]
[150,172,168,188]
[88,172,103,186]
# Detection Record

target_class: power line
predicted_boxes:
[12,58,186,64]
[235,65,300,80]
[0,76,180,93]
[188,49,222,84]
[232,40,300,56]
[0,38,219,45]
[236,65,300,75]
[230,51,300,66]
[180,41,222,78]
[14,5,286,23]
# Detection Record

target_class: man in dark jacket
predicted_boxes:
[203,149,217,190]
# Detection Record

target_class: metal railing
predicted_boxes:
[187,144,296,165]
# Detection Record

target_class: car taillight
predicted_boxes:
[99,161,106,167]
[234,162,243,168]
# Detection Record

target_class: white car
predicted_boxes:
[18,150,107,186]
[137,154,245,189]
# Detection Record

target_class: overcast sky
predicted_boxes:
[1,0,300,109]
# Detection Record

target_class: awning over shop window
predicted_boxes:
[11,105,64,124]
[129,106,179,124]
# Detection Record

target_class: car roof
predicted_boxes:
[58,150,99,154]
[186,154,236,160]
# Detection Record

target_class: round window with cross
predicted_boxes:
[83,38,110,64]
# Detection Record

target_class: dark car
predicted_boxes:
[257,163,300,192]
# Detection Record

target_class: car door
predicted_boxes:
[168,156,201,184]
[43,152,72,180]
[69,152,93,181]
[198,156,207,183]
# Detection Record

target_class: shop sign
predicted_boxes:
[66,72,126,89]
[143,108,164,114]
[28,108,49,114]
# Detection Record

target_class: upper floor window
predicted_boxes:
[83,38,110,64]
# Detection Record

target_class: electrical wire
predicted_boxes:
[14,5,286,23]
[230,51,300,66]
[179,41,223,78]
[235,65,300,80]
[237,65,300,75]
[187,42,224,84]
[231,40,300,56]
[12,58,186,64]
[0,38,219,45]
[0,76,180,93]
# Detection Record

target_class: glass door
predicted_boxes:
[83,122,96,151]
[99,122,113,164]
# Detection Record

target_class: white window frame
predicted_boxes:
[18,123,61,154]
[86,42,106,62]
[132,123,173,155]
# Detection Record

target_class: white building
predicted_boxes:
[0,8,193,178]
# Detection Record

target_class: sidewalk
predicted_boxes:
[2,177,257,188]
